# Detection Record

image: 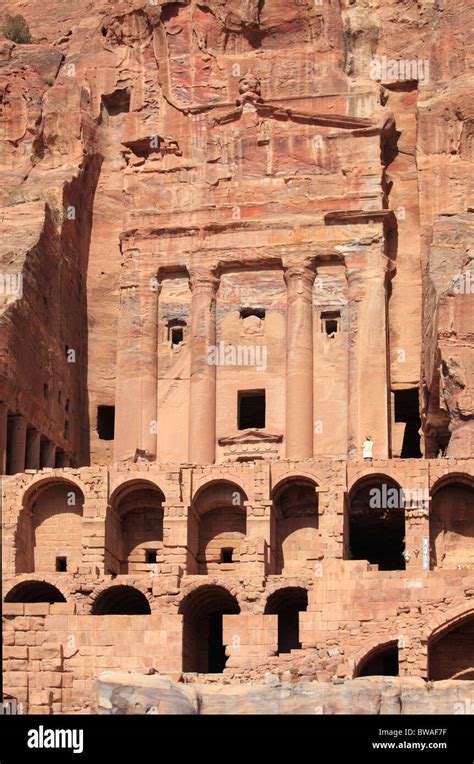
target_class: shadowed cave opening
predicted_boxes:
[5,581,66,603]
[348,478,405,571]
[394,388,422,458]
[428,616,474,680]
[265,587,308,654]
[91,586,151,615]
[180,586,240,673]
[357,643,399,677]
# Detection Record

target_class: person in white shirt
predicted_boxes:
[362,436,374,460]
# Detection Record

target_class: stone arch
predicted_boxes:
[16,478,85,575]
[178,584,240,673]
[348,474,405,571]
[5,580,67,604]
[191,473,253,505]
[430,471,474,494]
[189,480,248,575]
[105,480,165,575]
[353,639,399,678]
[347,468,404,495]
[108,478,167,507]
[21,475,89,506]
[272,469,323,495]
[271,476,319,575]
[424,603,474,643]
[4,572,73,602]
[90,584,152,615]
[264,586,308,654]
[191,477,249,507]
[429,474,474,570]
[427,608,474,681]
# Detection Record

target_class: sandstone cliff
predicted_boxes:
[1,0,473,462]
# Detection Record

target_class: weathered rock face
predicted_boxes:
[97,672,474,715]
[2,0,474,717]
[1,0,472,466]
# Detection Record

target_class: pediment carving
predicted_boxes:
[218,429,283,446]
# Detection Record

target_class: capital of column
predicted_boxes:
[148,275,162,296]
[283,261,316,299]
[188,266,220,295]
[118,267,162,292]
[346,252,393,288]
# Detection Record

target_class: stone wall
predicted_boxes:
[3,458,474,712]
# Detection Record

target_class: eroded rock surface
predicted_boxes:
[97,672,474,715]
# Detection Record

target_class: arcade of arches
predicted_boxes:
[18,472,474,579]
[3,461,474,712]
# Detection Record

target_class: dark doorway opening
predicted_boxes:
[348,477,405,571]
[238,390,265,429]
[208,611,237,673]
[97,405,115,440]
[394,389,422,458]
[358,644,399,677]
[265,587,308,654]
[179,586,240,673]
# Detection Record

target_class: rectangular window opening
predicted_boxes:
[171,326,183,346]
[238,390,265,430]
[221,548,233,564]
[56,556,67,572]
[321,310,341,336]
[145,550,157,565]
[101,88,130,116]
[240,307,265,320]
[97,405,115,440]
[393,388,422,458]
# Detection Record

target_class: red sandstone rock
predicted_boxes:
[1,0,474,716]
[96,672,474,715]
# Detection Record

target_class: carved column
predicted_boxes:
[114,269,159,462]
[9,415,27,474]
[26,428,41,470]
[41,439,56,468]
[284,262,316,461]
[0,402,8,474]
[56,452,70,468]
[347,246,392,459]
[188,267,219,464]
